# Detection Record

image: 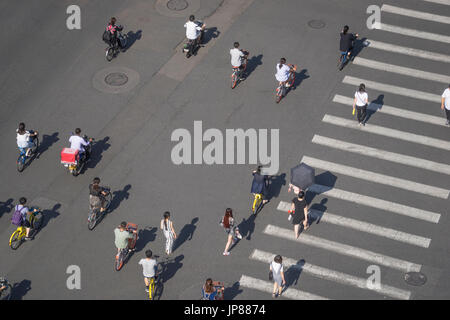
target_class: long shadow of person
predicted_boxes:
[283,259,305,291]
[11,280,32,300]
[266,173,286,201]
[292,69,310,90]
[239,214,256,241]
[201,27,220,46]
[307,171,337,205]
[109,184,132,213]
[86,136,111,170]
[122,30,142,52]
[172,217,198,252]
[33,204,61,237]
[0,198,13,219]
[244,54,263,79]
[365,94,385,124]
[224,281,243,300]
[308,198,328,225]
[135,226,157,252]
[37,132,59,159]
[160,254,184,283]
[351,37,369,60]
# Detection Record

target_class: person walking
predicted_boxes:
[220,208,242,256]
[288,190,309,238]
[270,255,286,298]
[138,249,157,293]
[353,83,368,126]
[441,83,450,126]
[160,211,177,255]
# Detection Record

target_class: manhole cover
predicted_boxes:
[104,72,129,86]
[404,272,427,286]
[167,0,188,11]
[308,20,326,29]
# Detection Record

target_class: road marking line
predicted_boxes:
[307,184,441,223]
[312,135,450,176]
[251,249,412,300]
[301,156,449,199]
[381,4,450,24]
[263,225,422,272]
[422,0,450,5]
[353,57,450,84]
[333,95,446,126]
[323,114,450,151]
[239,275,329,300]
[366,40,450,63]
[373,23,450,44]
[277,201,432,248]
[343,76,442,103]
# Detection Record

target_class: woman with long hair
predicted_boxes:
[221,208,242,256]
[353,83,368,126]
[160,211,177,255]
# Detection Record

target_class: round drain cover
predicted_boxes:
[308,20,326,29]
[405,272,427,286]
[104,72,129,86]
[167,0,188,11]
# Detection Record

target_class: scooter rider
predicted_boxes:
[184,15,206,55]
[69,128,93,162]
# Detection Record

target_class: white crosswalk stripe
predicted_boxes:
[373,23,450,44]
[239,275,328,300]
[277,201,432,248]
[422,0,450,6]
[263,225,422,272]
[301,156,449,199]
[332,95,446,126]
[312,135,450,176]
[381,4,450,24]
[323,114,450,151]
[250,249,412,300]
[353,57,450,83]
[343,76,442,103]
[307,184,441,223]
[366,40,450,63]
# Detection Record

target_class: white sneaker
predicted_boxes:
[237,234,242,240]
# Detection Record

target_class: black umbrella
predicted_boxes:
[290,163,315,190]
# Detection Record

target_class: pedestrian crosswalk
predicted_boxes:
[239,1,449,300]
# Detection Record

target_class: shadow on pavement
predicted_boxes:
[37,132,59,159]
[267,173,286,201]
[87,136,111,170]
[224,281,243,300]
[135,227,157,252]
[309,198,328,225]
[173,217,198,252]
[109,184,132,213]
[123,30,142,52]
[36,204,61,237]
[11,280,32,300]
[307,171,337,205]
[292,68,310,90]
[240,214,256,241]
[245,54,263,79]
[284,259,305,290]
[0,198,13,219]
[160,255,184,284]
[202,27,220,45]
[351,37,368,60]
[365,94,385,124]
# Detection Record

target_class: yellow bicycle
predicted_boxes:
[251,193,263,215]
[148,258,163,300]
[9,208,42,250]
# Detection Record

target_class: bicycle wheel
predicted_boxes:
[231,72,238,89]
[115,250,125,271]
[17,155,25,172]
[88,211,98,230]
[106,47,114,61]
[9,231,23,250]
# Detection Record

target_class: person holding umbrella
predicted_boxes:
[288,190,309,238]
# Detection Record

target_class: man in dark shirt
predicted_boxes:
[340,25,358,59]
[89,177,108,214]
[251,166,269,205]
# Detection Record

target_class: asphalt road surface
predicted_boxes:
[0,0,449,300]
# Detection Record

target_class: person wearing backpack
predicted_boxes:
[11,197,35,240]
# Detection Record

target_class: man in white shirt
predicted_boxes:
[69,128,92,160]
[275,58,294,86]
[184,15,205,55]
[230,42,248,80]
[441,84,450,126]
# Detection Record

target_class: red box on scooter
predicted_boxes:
[61,148,79,165]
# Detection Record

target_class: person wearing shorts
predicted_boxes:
[138,250,157,293]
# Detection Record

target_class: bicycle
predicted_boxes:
[251,193,264,215]
[106,31,127,62]
[9,207,43,250]
[114,223,138,271]
[17,132,39,172]
[0,278,12,300]
[338,50,352,71]
[231,51,249,89]
[275,65,297,103]
[87,187,112,230]
[148,257,164,300]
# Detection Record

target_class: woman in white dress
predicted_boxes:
[160,211,177,255]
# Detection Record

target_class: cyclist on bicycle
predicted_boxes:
[275,58,295,87]
[340,25,358,62]
[184,15,206,53]
[230,42,249,80]
[69,128,92,162]
[114,221,137,257]
[107,17,124,49]
[201,278,224,300]
[251,166,269,205]
[138,249,158,293]
[89,177,108,215]
[16,123,38,157]
[12,197,37,241]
